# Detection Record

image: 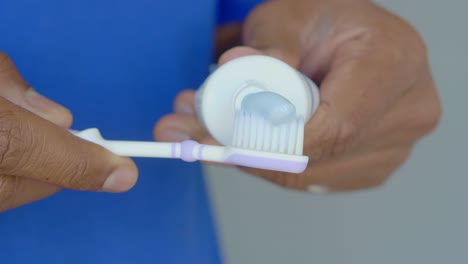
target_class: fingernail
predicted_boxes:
[25,88,61,113]
[102,168,137,192]
[162,130,190,141]
[307,185,329,194]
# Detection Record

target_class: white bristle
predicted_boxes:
[287,118,298,154]
[242,113,249,147]
[256,117,264,150]
[231,111,305,155]
[296,117,304,155]
[249,112,256,148]
[271,125,279,152]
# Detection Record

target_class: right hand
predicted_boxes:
[0,52,138,213]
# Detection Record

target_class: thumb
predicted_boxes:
[0,97,138,193]
[0,52,72,127]
[226,45,301,70]
[239,1,306,68]
[218,44,301,69]
[218,46,263,66]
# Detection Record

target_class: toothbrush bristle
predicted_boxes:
[231,111,305,155]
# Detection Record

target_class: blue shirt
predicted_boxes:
[0,0,262,263]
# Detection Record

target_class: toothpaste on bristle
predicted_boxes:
[240,91,297,126]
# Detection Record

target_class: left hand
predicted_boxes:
[154,0,441,193]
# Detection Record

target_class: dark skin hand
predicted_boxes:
[155,0,442,193]
[0,0,442,214]
[0,53,138,212]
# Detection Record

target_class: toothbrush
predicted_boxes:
[73,55,319,174]
[71,128,308,173]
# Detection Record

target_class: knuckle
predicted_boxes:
[353,149,412,191]
[410,36,428,66]
[304,105,360,160]
[401,77,442,140]
[385,19,429,71]
[366,15,429,78]
[262,172,306,190]
[62,157,93,190]
[338,148,412,192]
[335,174,389,192]
[424,107,442,134]
[245,1,272,22]
[0,110,27,173]
[0,51,15,74]
[0,176,18,211]
[332,120,359,156]
[249,167,307,190]
[0,51,10,67]
[243,1,289,46]
[319,119,359,159]
[412,93,442,136]
[401,27,428,71]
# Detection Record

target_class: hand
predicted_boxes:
[154,0,441,192]
[0,52,138,212]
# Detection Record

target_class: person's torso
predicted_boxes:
[0,1,221,263]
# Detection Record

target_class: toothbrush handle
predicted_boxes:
[102,140,227,163]
[101,140,177,158]
[72,128,232,163]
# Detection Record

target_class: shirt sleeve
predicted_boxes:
[217,0,266,24]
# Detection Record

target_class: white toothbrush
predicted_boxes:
[73,55,319,174]
[71,128,308,173]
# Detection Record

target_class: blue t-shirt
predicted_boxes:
[0,0,263,263]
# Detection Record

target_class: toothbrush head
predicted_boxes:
[227,107,308,173]
[231,111,305,156]
[223,147,308,174]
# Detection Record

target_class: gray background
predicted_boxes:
[204,0,468,263]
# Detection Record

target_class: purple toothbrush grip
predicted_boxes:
[180,140,198,162]
[225,154,307,174]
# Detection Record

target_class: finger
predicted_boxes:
[173,90,196,115]
[215,23,243,60]
[154,113,208,142]
[242,1,309,68]
[243,2,427,161]
[0,97,138,193]
[154,111,228,166]
[218,46,263,66]
[0,176,61,213]
[0,52,72,127]
[356,74,441,153]
[241,146,412,192]
[307,147,412,192]
[300,33,426,160]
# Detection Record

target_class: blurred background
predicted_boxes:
[204,0,468,263]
